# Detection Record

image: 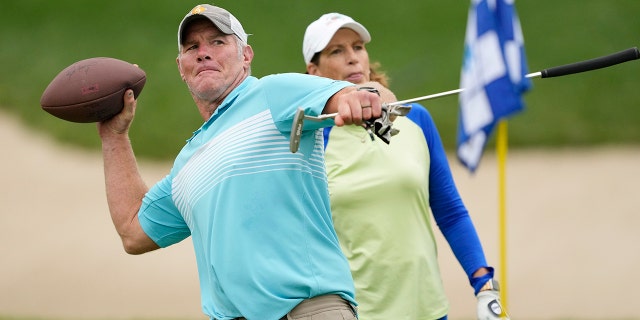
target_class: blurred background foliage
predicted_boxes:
[1,0,639,160]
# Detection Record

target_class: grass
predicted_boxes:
[2,0,640,161]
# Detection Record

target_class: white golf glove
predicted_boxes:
[476,280,510,320]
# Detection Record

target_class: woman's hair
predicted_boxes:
[310,52,390,88]
[369,61,389,88]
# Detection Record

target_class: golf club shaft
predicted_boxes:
[388,46,639,106]
[308,47,639,120]
[536,47,639,78]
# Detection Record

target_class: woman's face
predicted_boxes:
[307,28,370,84]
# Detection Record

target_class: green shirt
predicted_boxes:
[325,116,448,320]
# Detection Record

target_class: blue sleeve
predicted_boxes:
[407,103,492,292]
[138,174,191,248]
[262,73,353,133]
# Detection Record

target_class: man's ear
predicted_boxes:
[243,45,254,66]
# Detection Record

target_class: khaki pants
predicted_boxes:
[232,294,357,320]
[285,294,357,320]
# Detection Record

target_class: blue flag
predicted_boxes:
[457,0,531,172]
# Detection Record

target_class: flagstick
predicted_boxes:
[496,120,509,309]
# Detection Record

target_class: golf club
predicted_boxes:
[289,46,639,153]
[290,104,412,153]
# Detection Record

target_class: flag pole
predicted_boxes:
[496,120,509,308]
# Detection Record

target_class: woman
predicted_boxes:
[302,13,509,320]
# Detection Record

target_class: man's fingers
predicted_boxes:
[334,89,383,126]
[360,104,372,121]
[98,89,137,135]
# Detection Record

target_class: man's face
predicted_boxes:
[309,28,370,84]
[177,18,251,102]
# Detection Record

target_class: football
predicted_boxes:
[40,57,146,123]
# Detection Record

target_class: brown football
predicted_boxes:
[40,57,146,123]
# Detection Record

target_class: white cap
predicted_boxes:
[303,13,371,64]
[178,4,249,50]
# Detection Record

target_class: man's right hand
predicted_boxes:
[330,87,382,127]
[97,89,137,137]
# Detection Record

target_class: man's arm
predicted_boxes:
[97,89,159,254]
[323,85,382,126]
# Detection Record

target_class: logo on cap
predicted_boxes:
[327,15,343,23]
[191,5,206,15]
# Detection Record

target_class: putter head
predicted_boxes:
[290,107,305,153]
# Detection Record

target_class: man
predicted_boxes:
[97,4,382,320]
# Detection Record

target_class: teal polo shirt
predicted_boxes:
[138,74,355,320]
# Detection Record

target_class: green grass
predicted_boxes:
[2,0,640,160]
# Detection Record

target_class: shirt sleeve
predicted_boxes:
[262,73,353,133]
[406,103,491,284]
[138,174,191,248]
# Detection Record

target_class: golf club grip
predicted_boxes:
[540,47,640,78]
